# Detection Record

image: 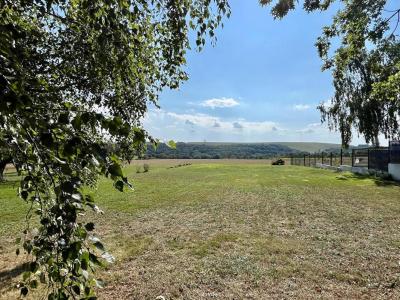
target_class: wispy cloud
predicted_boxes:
[295,122,323,134]
[296,128,314,134]
[293,104,311,111]
[145,109,278,133]
[142,108,350,143]
[200,97,240,109]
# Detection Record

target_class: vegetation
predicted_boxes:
[1,161,400,299]
[2,0,399,298]
[261,0,400,146]
[143,163,150,173]
[143,142,372,159]
[0,0,229,298]
[269,142,341,153]
[146,142,301,159]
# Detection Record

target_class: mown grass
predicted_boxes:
[1,160,400,299]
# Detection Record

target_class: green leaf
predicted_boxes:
[30,261,38,272]
[167,140,176,149]
[82,269,89,280]
[95,279,105,288]
[20,286,28,296]
[23,271,31,281]
[93,241,105,252]
[72,115,82,130]
[114,180,124,192]
[101,252,115,263]
[30,280,38,289]
[20,190,29,201]
[85,222,95,231]
[108,163,123,178]
[72,284,80,295]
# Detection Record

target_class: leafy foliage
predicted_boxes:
[261,0,400,146]
[0,0,229,298]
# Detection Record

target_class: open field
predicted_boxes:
[1,159,400,299]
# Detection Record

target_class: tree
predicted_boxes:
[0,0,230,298]
[0,151,12,182]
[260,0,400,146]
[0,131,12,181]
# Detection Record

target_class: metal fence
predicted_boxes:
[291,149,352,168]
[390,141,400,164]
[291,146,393,172]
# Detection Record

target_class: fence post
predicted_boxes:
[340,148,343,165]
[351,149,354,167]
[321,152,324,165]
[330,152,333,166]
[304,154,306,166]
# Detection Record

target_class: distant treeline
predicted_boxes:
[145,142,301,159]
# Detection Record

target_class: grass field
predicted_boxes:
[1,159,400,299]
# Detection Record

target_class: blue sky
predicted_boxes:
[143,0,367,145]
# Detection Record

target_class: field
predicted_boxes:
[1,159,400,299]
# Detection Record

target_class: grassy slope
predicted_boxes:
[1,160,400,299]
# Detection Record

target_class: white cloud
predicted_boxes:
[296,128,315,134]
[293,104,311,111]
[200,97,240,109]
[308,122,322,128]
[142,108,351,143]
[145,109,278,133]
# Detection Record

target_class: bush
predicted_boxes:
[136,165,142,173]
[143,163,150,172]
[272,159,285,165]
[377,171,392,181]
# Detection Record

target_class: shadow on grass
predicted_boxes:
[0,262,29,290]
[336,172,400,187]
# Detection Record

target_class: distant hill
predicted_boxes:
[269,142,342,153]
[145,142,301,159]
[144,142,367,159]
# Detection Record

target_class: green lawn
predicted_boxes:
[1,160,400,299]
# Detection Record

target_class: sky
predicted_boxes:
[143,0,368,145]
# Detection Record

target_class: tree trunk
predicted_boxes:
[373,134,380,148]
[0,157,12,181]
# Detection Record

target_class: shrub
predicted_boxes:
[272,159,285,165]
[143,163,150,172]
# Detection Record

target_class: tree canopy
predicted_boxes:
[261,0,400,146]
[0,0,229,298]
